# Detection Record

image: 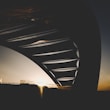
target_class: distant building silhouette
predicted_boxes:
[20,80,34,85]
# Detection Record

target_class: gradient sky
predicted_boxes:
[87,0,110,91]
[0,46,57,88]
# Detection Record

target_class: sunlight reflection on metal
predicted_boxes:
[0,24,26,32]
[52,67,77,72]
[76,60,80,68]
[43,59,77,64]
[21,38,69,48]
[0,25,33,35]
[33,49,72,56]
[57,77,75,81]
[8,29,57,42]
[76,50,80,58]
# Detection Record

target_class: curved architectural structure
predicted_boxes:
[0,0,101,91]
[0,21,79,88]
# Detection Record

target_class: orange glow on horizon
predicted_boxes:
[97,70,110,91]
[98,81,110,91]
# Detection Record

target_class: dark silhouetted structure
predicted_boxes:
[0,0,105,109]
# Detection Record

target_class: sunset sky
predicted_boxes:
[0,46,57,88]
[87,0,110,91]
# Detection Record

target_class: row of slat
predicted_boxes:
[0,22,80,87]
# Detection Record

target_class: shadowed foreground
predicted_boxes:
[0,84,110,109]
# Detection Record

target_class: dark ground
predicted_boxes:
[0,84,110,110]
